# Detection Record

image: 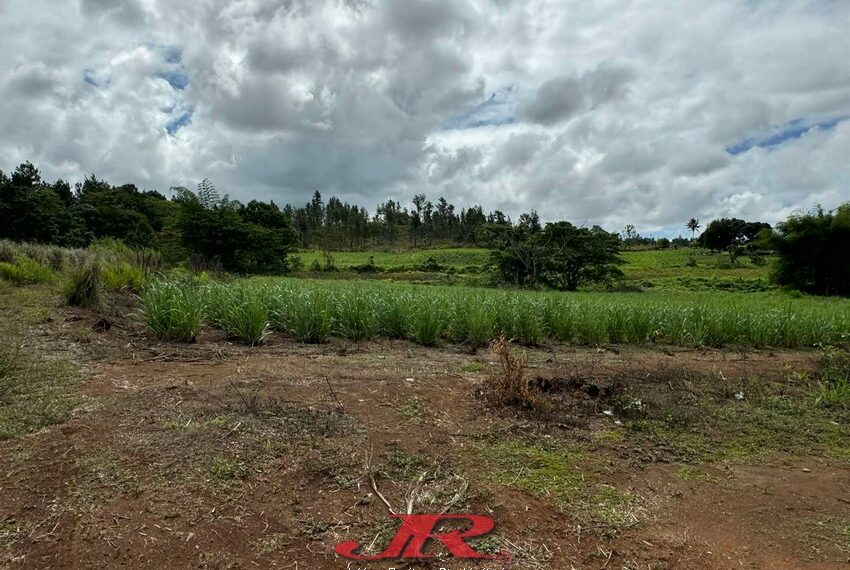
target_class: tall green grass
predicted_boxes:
[140,279,204,342]
[140,277,850,349]
[0,256,55,285]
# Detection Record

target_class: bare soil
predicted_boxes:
[1,288,848,569]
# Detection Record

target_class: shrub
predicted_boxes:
[63,261,105,308]
[0,256,54,285]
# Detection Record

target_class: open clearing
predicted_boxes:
[2,283,849,569]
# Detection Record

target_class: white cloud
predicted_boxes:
[0,0,848,235]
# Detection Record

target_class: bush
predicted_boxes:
[63,261,105,308]
[772,203,850,296]
[0,256,54,285]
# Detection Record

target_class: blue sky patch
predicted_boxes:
[726,116,846,155]
[157,69,189,90]
[82,68,108,87]
[444,87,517,130]
[165,109,193,135]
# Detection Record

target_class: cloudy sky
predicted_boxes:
[1,0,848,235]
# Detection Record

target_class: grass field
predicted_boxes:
[296,247,775,291]
[140,276,850,348]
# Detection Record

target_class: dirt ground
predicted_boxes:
[1,287,849,569]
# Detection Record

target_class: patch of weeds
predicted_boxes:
[0,331,82,440]
[591,485,638,536]
[0,518,26,562]
[398,396,429,425]
[456,361,485,373]
[805,516,850,554]
[381,447,430,480]
[475,436,637,535]
[593,429,626,443]
[301,440,361,484]
[619,366,850,464]
[476,437,586,507]
[373,447,471,513]
[206,454,248,482]
[251,532,291,554]
[673,465,717,483]
[812,348,850,410]
[302,520,332,540]
[76,451,141,499]
[0,256,54,285]
[352,517,400,556]
[218,392,361,439]
[469,532,550,569]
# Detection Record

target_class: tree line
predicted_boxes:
[1,161,847,295]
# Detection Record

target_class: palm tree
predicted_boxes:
[686,218,701,244]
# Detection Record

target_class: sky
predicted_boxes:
[0,0,848,236]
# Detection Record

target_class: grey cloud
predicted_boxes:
[0,0,847,235]
[517,62,636,125]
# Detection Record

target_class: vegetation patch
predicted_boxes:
[475,437,637,535]
[620,362,850,464]
[0,330,82,440]
[142,276,850,349]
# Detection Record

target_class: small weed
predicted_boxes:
[206,455,248,482]
[398,396,428,424]
[457,360,486,373]
[251,533,291,554]
[302,520,332,540]
[673,465,717,483]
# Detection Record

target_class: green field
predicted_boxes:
[141,276,850,349]
[296,247,489,270]
[296,247,774,291]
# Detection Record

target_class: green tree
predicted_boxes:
[482,221,622,290]
[686,218,700,243]
[771,204,850,296]
[701,218,770,251]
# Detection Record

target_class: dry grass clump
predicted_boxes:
[484,336,538,409]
